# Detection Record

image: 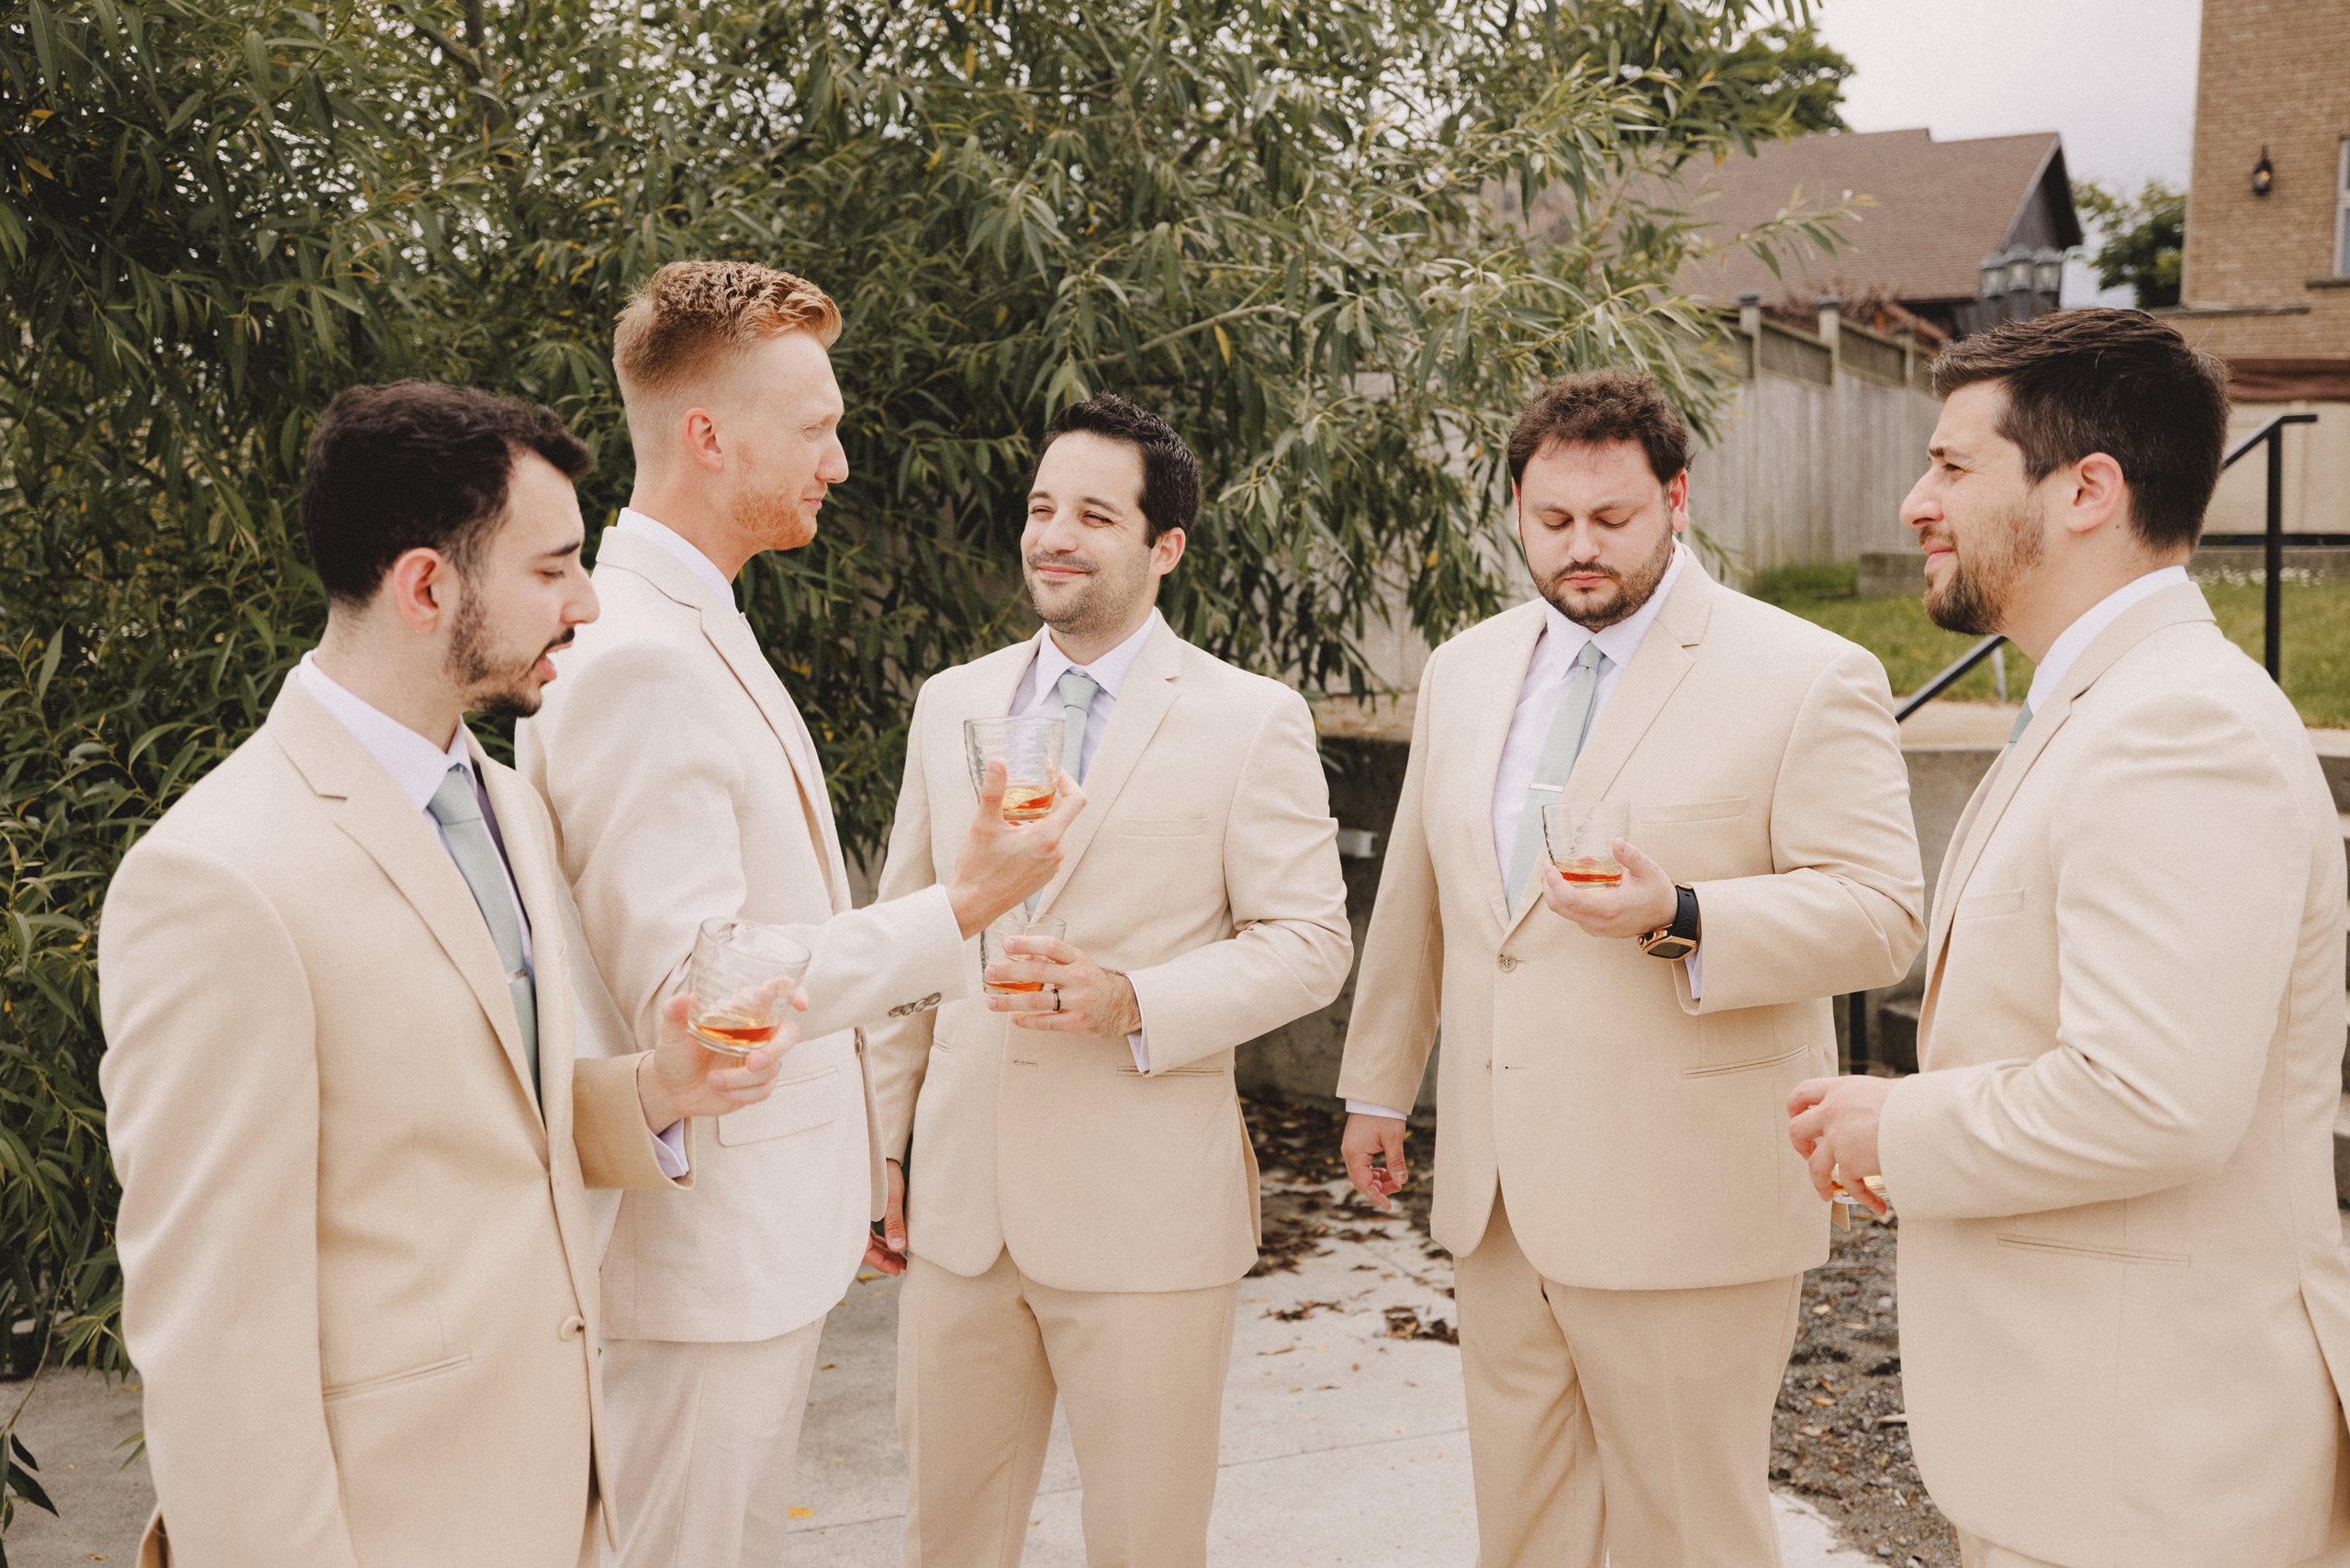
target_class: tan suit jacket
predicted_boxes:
[868,621,1353,1293]
[1879,584,2350,1568]
[518,527,968,1343]
[97,678,684,1568]
[1339,566,1925,1287]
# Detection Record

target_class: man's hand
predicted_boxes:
[635,988,801,1130]
[1787,1074,1897,1215]
[947,762,1087,940]
[984,935,1142,1037]
[1538,836,1680,941]
[1341,1113,1410,1213]
[866,1159,908,1277]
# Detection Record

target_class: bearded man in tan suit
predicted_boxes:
[866,393,1352,1568]
[1791,312,2350,1568]
[1337,371,1925,1567]
[98,383,789,1568]
[518,263,1080,1568]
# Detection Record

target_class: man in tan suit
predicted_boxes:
[1791,311,2350,1568]
[518,263,1080,1568]
[1337,371,1925,1566]
[99,382,789,1568]
[867,393,1352,1568]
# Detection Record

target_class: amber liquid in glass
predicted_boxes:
[984,977,1047,995]
[1553,856,1624,887]
[1000,783,1057,823]
[688,1009,779,1055]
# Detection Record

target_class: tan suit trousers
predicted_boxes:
[897,1250,1238,1568]
[598,1320,827,1568]
[1455,1195,1800,1568]
[1958,1514,2350,1567]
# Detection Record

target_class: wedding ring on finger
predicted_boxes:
[1051,987,1063,1012]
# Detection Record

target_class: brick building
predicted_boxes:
[2163,0,2350,538]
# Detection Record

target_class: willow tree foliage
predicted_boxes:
[0,0,1842,1532]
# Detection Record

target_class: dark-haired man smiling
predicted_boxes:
[1793,309,2350,1568]
[867,393,1352,1568]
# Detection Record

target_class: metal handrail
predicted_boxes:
[1852,410,2317,1070]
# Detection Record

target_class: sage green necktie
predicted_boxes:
[1056,669,1100,784]
[427,765,538,1092]
[2008,701,2033,747]
[1025,669,1102,915]
[1505,642,1606,916]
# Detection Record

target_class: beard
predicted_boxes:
[1923,498,2043,635]
[1536,523,1678,632]
[731,481,814,553]
[1024,544,1154,642]
[446,586,569,721]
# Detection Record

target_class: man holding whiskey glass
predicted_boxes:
[867,393,1352,1568]
[1337,372,1926,1566]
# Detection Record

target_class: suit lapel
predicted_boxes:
[1465,604,1549,931]
[1031,622,1183,918]
[1496,567,1711,946]
[1922,582,2218,967]
[266,680,543,1126]
[593,530,849,915]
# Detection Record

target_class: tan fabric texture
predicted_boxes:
[98,677,686,1568]
[1878,583,2350,1568]
[896,1251,1238,1568]
[518,526,971,1343]
[1337,565,1926,1287]
[1455,1196,1800,1568]
[595,1321,826,1568]
[867,620,1353,1294]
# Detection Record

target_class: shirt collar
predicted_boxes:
[2023,564,2190,713]
[296,653,473,812]
[1534,543,1690,675]
[615,508,736,605]
[1029,608,1163,701]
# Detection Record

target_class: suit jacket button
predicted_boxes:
[1497,954,1517,972]
[559,1315,586,1342]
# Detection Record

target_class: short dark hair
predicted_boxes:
[1507,371,1690,489]
[1035,394,1201,544]
[301,381,591,606]
[1930,308,2231,554]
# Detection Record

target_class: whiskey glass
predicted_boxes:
[963,716,1067,823]
[683,919,810,1057]
[1541,801,1632,889]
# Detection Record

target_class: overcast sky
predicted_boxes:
[1813,0,2205,305]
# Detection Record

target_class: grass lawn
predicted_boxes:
[1751,564,2350,729]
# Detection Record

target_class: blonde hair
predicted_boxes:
[612,261,842,405]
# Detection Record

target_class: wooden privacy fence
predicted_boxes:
[1691,298,1943,579]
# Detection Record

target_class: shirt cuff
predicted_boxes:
[1684,948,1703,999]
[1126,989,1150,1072]
[1346,1099,1413,1121]
[652,1120,688,1179]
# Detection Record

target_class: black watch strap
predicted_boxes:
[1639,883,1700,959]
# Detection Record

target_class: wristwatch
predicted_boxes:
[1638,883,1700,960]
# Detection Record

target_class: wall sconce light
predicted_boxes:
[2031,248,2065,297]
[1978,252,2005,299]
[2253,146,2274,196]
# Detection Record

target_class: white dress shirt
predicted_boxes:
[1007,611,1163,1069]
[296,654,688,1173]
[1348,544,1701,1122]
[614,507,737,603]
[2022,564,2190,716]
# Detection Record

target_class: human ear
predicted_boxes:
[2061,452,2127,539]
[384,547,451,634]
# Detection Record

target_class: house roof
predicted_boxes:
[1651,128,2082,308]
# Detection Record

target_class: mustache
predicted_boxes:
[1548,562,1624,587]
[1025,552,1098,575]
[542,629,576,657]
